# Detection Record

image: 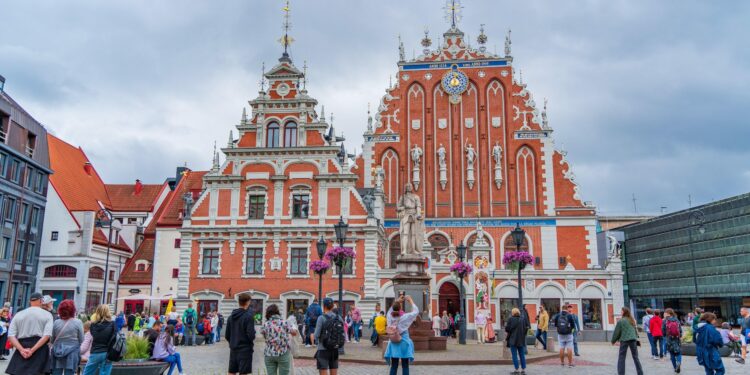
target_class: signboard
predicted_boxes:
[128,289,141,294]
[401,60,509,71]
[514,131,551,140]
[364,134,400,143]
[383,218,556,228]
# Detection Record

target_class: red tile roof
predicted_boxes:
[156,170,206,227]
[92,228,132,253]
[105,184,164,212]
[47,134,110,211]
[118,238,155,285]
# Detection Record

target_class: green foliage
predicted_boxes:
[682,326,693,344]
[123,336,150,360]
[527,329,535,336]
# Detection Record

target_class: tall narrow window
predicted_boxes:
[248,195,265,219]
[284,122,298,147]
[30,207,40,230]
[245,248,263,275]
[26,132,36,157]
[201,248,219,275]
[3,197,15,222]
[292,194,309,218]
[1,237,10,259]
[19,203,28,227]
[290,248,307,275]
[266,122,280,148]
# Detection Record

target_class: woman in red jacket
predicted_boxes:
[649,309,664,359]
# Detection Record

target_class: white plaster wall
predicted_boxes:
[39,187,79,257]
[153,228,181,299]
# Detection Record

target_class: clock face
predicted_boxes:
[276,83,290,97]
[441,65,469,96]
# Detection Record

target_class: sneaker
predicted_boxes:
[676,363,681,373]
[736,358,746,364]
[574,353,580,357]
[305,344,311,348]
[520,370,526,375]
[568,364,575,368]
[511,371,519,375]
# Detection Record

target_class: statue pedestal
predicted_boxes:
[392,254,432,319]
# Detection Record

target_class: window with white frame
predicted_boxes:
[248,194,266,220]
[201,248,220,275]
[292,193,309,218]
[289,248,308,275]
[245,248,263,275]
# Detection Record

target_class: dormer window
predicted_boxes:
[266,122,280,148]
[26,132,36,157]
[284,122,297,147]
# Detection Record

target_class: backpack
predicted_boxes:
[319,314,345,351]
[196,322,204,334]
[185,312,195,326]
[666,319,680,338]
[556,312,573,335]
[386,321,402,343]
[107,330,127,362]
[203,319,212,334]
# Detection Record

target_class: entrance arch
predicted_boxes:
[438,282,460,317]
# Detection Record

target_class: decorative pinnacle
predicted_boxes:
[504,29,512,57]
[443,0,463,30]
[302,60,307,90]
[259,62,266,92]
[278,0,294,61]
[421,26,432,49]
[320,105,326,122]
[366,102,373,132]
[241,107,247,125]
[477,24,488,49]
[398,34,405,62]
[227,130,234,148]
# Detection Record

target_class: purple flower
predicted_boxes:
[450,261,473,275]
[325,246,356,264]
[309,260,331,274]
[502,251,534,266]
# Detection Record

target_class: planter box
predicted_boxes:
[680,343,732,357]
[111,360,169,375]
[525,336,537,346]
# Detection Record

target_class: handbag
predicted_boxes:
[50,319,72,358]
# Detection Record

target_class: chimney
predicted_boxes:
[134,179,143,195]
[83,162,93,176]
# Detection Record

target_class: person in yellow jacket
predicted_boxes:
[535,305,549,350]
[372,311,387,346]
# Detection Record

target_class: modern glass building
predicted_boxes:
[620,193,750,324]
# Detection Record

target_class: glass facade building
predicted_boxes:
[621,193,750,324]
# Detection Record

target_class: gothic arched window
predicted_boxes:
[389,235,400,269]
[266,122,280,148]
[503,234,530,253]
[427,233,449,261]
[284,122,298,147]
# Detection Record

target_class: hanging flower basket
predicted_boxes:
[450,261,473,277]
[502,251,534,271]
[309,260,331,275]
[325,246,356,267]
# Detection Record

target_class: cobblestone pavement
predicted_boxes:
[0,340,745,374]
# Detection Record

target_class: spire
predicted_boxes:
[366,102,373,133]
[443,0,463,30]
[259,62,266,93]
[227,130,234,148]
[320,105,326,122]
[211,141,220,172]
[477,24,488,53]
[542,98,549,130]
[278,0,294,62]
[302,60,308,91]
[504,29,512,57]
[421,26,432,55]
[398,34,405,62]
[241,107,248,125]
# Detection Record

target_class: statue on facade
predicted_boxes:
[465,141,476,189]
[492,141,503,189]
[182,192,194,219]
[374,165,385,191]
[397,183,424,256]
[437,144,448,190]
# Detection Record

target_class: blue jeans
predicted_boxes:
[215,327,221,342]
[352,322,361,341]
[703,365,725,375]
[83,352,112,375]
[163,353,183,375]
[647,333,656,356]
[510,346,527,370]
[186,326,196,345]
[669,351,682,370]
[535,329,547,349]
[653,336,664,357]
[573,332,579,355]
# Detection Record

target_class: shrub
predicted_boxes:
[124,336,150,360]
[682,326,693,344]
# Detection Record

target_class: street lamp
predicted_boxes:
[688,210,706,308]
[456,242,467,345]
[333,216,349,354]
[95,208,120,306]
[316,236,327,303]
[511,223,527,314]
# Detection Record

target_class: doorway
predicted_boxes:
[286,299,309,318]
[197,300,218,318]
[124,300,144,315]
[541,298,561,327]
[439,282,460,317]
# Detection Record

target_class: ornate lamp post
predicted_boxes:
[510,223,527,313]
[456,243,467,345]
[315,236,328,303]
[333,217,349,354]
[95,208,119,305]
[688,210,706,307]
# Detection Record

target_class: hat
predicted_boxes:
[29,292,43,301]
[322,298,334,309]
[41,295,57,304]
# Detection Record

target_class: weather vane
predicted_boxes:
[443,0,463,29]
[278,0,294,55]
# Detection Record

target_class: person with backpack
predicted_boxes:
[261,304,297,375]
[145,321,163,357]
[384,295,419,375]
[49,300,84,375]
[182,303,198,346]
[152,325,184,375]
[650,309,665,359]
[611,307,644,375]
[564,304,582,356]
[314,298,344,375]
[694,312,725,375]
[82,304,116,375]
[552,303,577,367]
[505,307,531,375]
[226,293,256,375]
[305,300,322,347]
[201,314,213,345]
[662,308,683,373]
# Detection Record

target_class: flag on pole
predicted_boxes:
[165,298,174,314]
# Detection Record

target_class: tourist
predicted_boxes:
[662,308,683,373]
[650,309,664,359]
[694,312,725,375]
[261,304,297,375]
[351,304,362,343]
[485,316,497,343]
[305,300,322,347]
[384,295,419,375]
[226,293,256,375]
[314,298,343,375]
[152,325,184,375]
[738,306,750,364]
[565,304,582,356]
[692,307,703,332]
[431,312,441,337]
[535,305,549,350]
[201,313,213,345]
[42,295,58,319]
[475,310,487,344]
[82,304,116,375]
[643,308,655,359]
[440,311,449,337]
[344,311,352,342]
[210,311,219,343]
[5,292,53,375]
[147,312,156,330]
[50,300,85,375]
[552,303,576,367]
[505,307,530,374]
[126,313,135,333]
[133,313,143,337]
[174,318,184,346]
[167,306,178,327]
[80,321,92,362]
[145,320,163,357]
[182,303,198,346]
[373,311,387,346]
[115,312,125,333]
[369,305,381,344]
[294,309,305,341]
[611,307,644,375]
[0,308,9,360]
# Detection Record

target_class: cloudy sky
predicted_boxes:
[2,0,748,215]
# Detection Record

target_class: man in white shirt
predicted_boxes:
[6,293,54,374]
[642,308,656,359]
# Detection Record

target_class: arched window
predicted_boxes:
[266,122,280,148]
[284,122,298,147]
[516,146,537,215]
[88,266,104,280]
[389,235,400,269]
[503,233,529,252]
[428,233,449,261]
[45,265,77,278]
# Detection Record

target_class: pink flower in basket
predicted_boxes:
[309,260,331,274]
[502,251,534,270]
[325,246,356,265]
[450,261,473,276]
